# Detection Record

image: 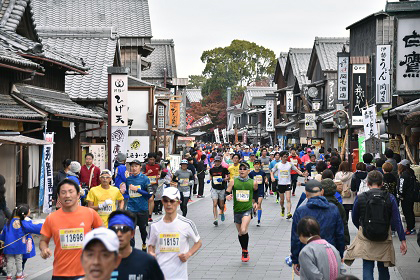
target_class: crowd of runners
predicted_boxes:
[0,142,419,279]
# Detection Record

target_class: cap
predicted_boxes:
[269,151,275,155]
[305,179,323,193]
[254,159,261,164]
[100,169,112,176]
[180,159,188,165]
[162,187,181,200]
[129,159,142,165]
[69,161,81,173]
[83,227,119,253]
[239,162,250,170]
[214,156,222,161]
[250,153,255,156]
[306,148,312,153]
[399,159,410,167]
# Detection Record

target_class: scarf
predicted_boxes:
[237,176,250,182]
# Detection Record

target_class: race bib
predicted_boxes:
[255,175,263,184]
[180,179,189,187]
[98,202,113,215]
[263,164,270,172]
[290,159,298,166]
[213,176,222,185]
[244,156,249,161]
[182,191,191,197]
[148,176,157,185]
[129,186,141,198]
[60,228,84,249]
[236,190,250,202]
[159,233,180,252]
[280,170,289,178]
[311,171,318,176]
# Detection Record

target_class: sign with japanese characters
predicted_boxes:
[111,75,128,126]
[89,144,106,171]
[352,64,367,126]
[221,128,227,143]
[327,80,336,109]
[305,113,317,130]
[265,99,275,132]
[42,133,54,213]
[243,130,247,144]
[111,126,129,166]
[286,91,294,112]
[375,45,391,104]
[365,136,381,154]
[396,18,420,91]
[191,114,212,128]
[214,128,220,143]
[126,136,149,163]
[337,55,350,101]
[169,100,181,128]
[362,105,378,140]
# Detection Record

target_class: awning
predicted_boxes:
[322,128,337,133]
[247,108,265,114]
[274,85,293,93]
[275,120,294,128]
[286,128,299,134]
[190,131,206,136]
[170,129,187,136]
[178,136,195,141]
[0,135,53,145]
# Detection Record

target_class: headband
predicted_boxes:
[108,214,135,230]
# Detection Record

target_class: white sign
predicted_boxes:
[214,128,220,143]
[111,74,128,126]
[396,18,420,91]
[286,91,294,112]
[265,99,275,132]
[376,45,391,104]
[312,102,320,111]
[221,128,227,143]
[89,144,106,171]
[337,56,349,101]
[170,154,181,173]
[43,133,54,213]
[305,113,317,130]
[126,136,149,163]
[111,126,129,167]
[362,106,378,140]
[327,80,335,109]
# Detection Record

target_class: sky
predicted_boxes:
[149,0,391,78]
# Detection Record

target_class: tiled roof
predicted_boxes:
[13,84,103,120]
[285,48,312,88]
[31,0,152,38]
[386,99,420,117]
[186,89,203,103]
[308,37,349,76]
[39,27,118,100]
[0,27,88,71]
[0,44,41,69]
[243,86,276,107]
[142,39,177,79]
[0,93,45,120]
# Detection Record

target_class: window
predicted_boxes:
[158,105,165,117]
[158,118,164,129]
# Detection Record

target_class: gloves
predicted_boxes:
[104,199,113,206]
[206,180,211,184]
[217,178,223,183]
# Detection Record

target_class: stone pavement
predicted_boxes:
[23,182,420,279]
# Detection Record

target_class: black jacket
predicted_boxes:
[351,171,368,192]
[196,161,207,179]
[398,169,416,200]
[53,169,67,200]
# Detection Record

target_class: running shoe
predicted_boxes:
[6,277,12,280]
[281,207,285,217]
[220,213,225,222]
[286,213,292,219]
[257,220,261,227]
[213,220,218,226]
[270,191,274,195]
[292,193,295,196]
[148,217,153,222]
[189,199,193,202]
[276,199,279,203]
[142,244,147,252]
[405,229,417,235]
[241,250,250,262]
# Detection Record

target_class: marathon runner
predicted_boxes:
[148,187,202,280]
[228,154,241,179]
[86,169,124,227]
[141,153,162,222]
[269,152,282,202]
[39,179,103,279]
[172,159,194,217]
[209,156,230,226]
[226,162,258,262]
[113,153,129,209]
[122,159,151,251]
[259,148,271,196]
[249,159,268,226]
[271,151,306,219]
[288,147,303,196]
[246,153,256,171]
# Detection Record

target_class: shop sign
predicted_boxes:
[375,45,391,104]
[362,105,378,140]
[337,55,350,101]
[305,113,316,130]
[286,91,294,112]
[352,64,367,126]
[111,75,128,126]
[265,99,275,131]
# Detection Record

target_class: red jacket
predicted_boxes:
[80,164,101,188]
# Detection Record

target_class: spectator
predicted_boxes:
[382,162,398,202]
[351,162,367,194]
[375,158,385,174]
[398,159,417,235]
[315,161,328,182]
[79,153,101,189]
[335,162,354,221]
[384,148,398,177]
[53,159,72,204]
[329,156,341,176]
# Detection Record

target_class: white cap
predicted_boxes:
[269,151,275,155]
[162,187,181,200]
[180,159,188,165]
[100,169,112,176]
[83,228,119,253]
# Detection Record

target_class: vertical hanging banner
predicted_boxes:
[243,130,247,144]
[358,136,365,163]
[169,100,181,128]
[337,55,350,101]
[214,128,220,143]
[286,91,294,112]
[327,80,336,109]
[111,126,129,166]
[376,45,391,104]
[111,75,128,126]
[221,128,227,143]
[362,105,378,140]
[265,99,275,132]
[305,113,317,130]
[42,133,54,213]
[352,64,367,126]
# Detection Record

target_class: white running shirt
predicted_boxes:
[272,162,298,185]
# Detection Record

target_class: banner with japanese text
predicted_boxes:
[42,133,54,213]
[362,105,378,140]
[375,45,391,104]
[111,126,129,166]
[111,75,128,126]
[305,113,316,130]
[265,99,274,132]
[214,128,220,143]
[352,64,367,126]
[169,100,181,128]
[190,114,212,128]
[221,128,227,143]
[286,91,294,112]
[337,55,350,101]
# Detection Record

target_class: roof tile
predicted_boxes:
[142,39,177,80]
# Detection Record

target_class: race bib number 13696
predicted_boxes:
[60,228,84,249]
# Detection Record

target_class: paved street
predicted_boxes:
[25,182,419,279]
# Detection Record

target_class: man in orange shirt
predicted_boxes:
[39,179,103,279]
[287,147,302,197]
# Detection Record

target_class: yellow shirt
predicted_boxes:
[228,164,240,179]
[86,185,124,227]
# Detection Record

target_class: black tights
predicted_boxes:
[180,192,190,217]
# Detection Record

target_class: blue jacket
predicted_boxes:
[126,173,151,213]
[114,164,129,199]
[291,196,345,264]
[268,160,281,179]
[0,218,42,255]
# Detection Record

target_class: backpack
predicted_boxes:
[359,191,391,241]
[357,178,369,195]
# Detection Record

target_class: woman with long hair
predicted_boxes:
[335,162,354,221]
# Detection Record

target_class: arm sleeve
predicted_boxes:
[86,189,95,202]
[389,195,406,241]
[291,163,299,172]
[186,220,201,243]
[298,249,324,280]
[351,196,360,229]
[22,220,43,234]
[116,190,124,201]
[40,216,52,238]
[189,172,195,186]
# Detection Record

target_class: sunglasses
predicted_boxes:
[239,168,248,171]
[109,225,132,234]
[100,176,111,179]
[162,198,178,204]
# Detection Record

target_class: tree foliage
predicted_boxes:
[187,75,206,89]
[187,91,227,130]
[200,40,276,95]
